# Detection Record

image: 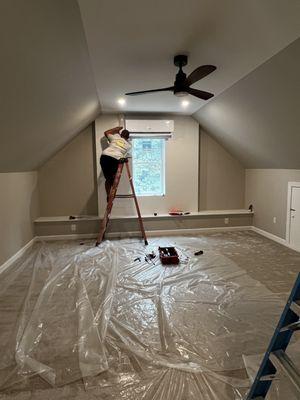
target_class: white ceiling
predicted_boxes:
[78,0,300,115]
[0,0,299,172]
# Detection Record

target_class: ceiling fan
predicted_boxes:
[125,55,216,100]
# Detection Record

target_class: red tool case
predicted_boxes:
[158,247,179,265]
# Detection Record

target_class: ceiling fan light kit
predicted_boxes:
[174,91,189,97]
[125,55,216,101]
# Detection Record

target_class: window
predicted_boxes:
[132,138,165,196]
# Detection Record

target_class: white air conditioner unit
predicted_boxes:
[125,119,174,138]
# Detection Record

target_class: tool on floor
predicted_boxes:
[246,273,300,400]
[96,158,148,246]
[145,251,156,264]
[159,247,179,265]
[145,251,156,260]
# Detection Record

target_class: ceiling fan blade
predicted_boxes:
[187,87,214,100]
[186,65,216,86]
[126,87,174,96]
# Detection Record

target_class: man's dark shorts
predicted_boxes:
[100,155,119,184]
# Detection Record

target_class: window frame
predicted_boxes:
[131,136,166,197]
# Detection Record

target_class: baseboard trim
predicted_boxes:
[36,233,97,241]
[36,226,252,242]
[250,226,300,253]
[250,226,286,245]
[136,225,252,238]
[0,237,36,271]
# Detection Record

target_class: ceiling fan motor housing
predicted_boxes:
[174,55,189,96]
[174,54,188,68]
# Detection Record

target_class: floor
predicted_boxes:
[0,230,299,400]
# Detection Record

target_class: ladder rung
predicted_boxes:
[115,194,134,198]
[290,300,300,316]
[281,320,300,332]
[96,160,148,246]
[259,374,277,382]
[270,350,300,394]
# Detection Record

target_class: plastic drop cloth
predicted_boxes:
[0,235,299,399]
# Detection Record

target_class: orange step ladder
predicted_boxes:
[96,158,148,246]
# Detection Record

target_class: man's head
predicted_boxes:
[121,129,130,140]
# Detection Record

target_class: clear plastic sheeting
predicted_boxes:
[0,234,299,399]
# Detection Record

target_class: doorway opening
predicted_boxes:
[286,182,300,251]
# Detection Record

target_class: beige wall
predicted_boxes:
[0,172,39,265]
[36,116,246,225]
[199,131,245,210]
[38,124,98,216]
[245,169,300,239]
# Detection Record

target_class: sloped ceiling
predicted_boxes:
[194,38,300,169]
[78,0,300,114]
[0,0,100,172]
[0,1,299,172]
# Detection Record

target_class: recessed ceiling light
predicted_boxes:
[117,98,126,106]
[181,100,189,107]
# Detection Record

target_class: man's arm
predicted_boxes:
[104,126,123,138]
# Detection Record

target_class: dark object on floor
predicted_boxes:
[249,204,253,212]
[144,252,156,264]
[134,257,141,262]
[194,250,204,256]
[159,247,179,265]
[154,212,157,216]
[145,252,156,260]
[69,215,76,220]
[80,242,84,245]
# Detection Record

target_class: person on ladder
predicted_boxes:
[100,126,131,201]
[96,125,147,246]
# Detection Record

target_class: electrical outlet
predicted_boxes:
[71,224,77,232]
[273,217,277,224]
[224,217,229,225]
